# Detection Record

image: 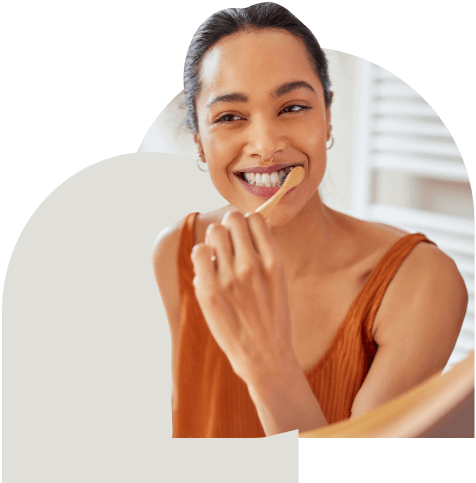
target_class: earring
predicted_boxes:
[326,136,334,150]
[197,157,208,172]
[262,155,273,165]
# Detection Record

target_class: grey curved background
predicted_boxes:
[3,152,297,482]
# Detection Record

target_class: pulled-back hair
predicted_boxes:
[183,2,332,133]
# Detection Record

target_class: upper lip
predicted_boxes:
[234,162,304,175]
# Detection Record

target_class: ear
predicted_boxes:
[326,91,333,142]
[194,134,206,163]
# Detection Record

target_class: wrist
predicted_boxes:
[246,351,303,404]
[246,354,328,435]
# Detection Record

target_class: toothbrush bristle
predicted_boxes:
[278,167,295,186]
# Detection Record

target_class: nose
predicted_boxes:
[243,115,286,163]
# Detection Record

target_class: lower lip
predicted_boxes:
[236,175,297,198]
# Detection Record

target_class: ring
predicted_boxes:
[211,255,216,262]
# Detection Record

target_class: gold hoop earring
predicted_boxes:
[326,136,334,150]
[197,158,208,172]
[262,155,273,165]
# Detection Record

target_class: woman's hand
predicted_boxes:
[190,210,296,388]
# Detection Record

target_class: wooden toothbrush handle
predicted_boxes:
[254,167,305,219]
[255,188,286,219]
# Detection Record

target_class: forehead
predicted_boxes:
[197,29,322,106]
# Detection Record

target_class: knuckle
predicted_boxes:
[228,210,243,221]
[195,281,220,303]
[223,210,244,226]
[191,243,208,258]
[207,223,227,239]
[264,255,283,274]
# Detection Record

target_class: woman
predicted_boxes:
[152,2,467,438]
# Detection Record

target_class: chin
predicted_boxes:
[263,206,300,228]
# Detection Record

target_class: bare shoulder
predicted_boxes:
[194,205,234,244]
[346,214,467,343]
[368,219,451,269]
[373,231,468,357]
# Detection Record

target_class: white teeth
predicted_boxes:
[262,173,271,187]
[241,166,299,187]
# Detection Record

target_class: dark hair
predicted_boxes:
[183,2,332,134]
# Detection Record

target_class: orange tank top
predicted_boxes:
[173,212,437,438]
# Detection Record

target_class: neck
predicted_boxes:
[268,192,346,281]
[220,192,351,281]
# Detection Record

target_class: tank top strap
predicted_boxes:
[364,233,437,296]
[177,212,200,300]
[359,232,437,345]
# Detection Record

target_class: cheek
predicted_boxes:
[201,136,239,196]
[203,131,241,174]
[300,119,327,148]
[299,125,327,185]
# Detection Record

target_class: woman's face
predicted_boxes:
[194,28,331,226]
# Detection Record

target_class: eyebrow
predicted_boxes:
[206,80,317,109]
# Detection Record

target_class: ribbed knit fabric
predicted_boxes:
[173,211,437,438]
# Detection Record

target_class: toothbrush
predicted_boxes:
[254,166,305,219]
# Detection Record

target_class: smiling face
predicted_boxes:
[194,28,332,226]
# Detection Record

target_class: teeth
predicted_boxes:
[241,166,299,187]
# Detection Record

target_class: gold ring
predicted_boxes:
[262,156,273,165]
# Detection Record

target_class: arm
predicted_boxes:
[350,243,468,418]
[246,358,329,435]
[151,222,182,415]
[246,243,467,435]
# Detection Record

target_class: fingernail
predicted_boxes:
[244,211,253,218]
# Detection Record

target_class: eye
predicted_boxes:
[214,104,311,124]
[280,104,311,115]
[214,114,243,123]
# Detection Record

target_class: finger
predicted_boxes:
[221,210,258,261]
[244,212,282,272]
[204,222,234,273]
[220,212,275,328]
[191,243,218,293]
